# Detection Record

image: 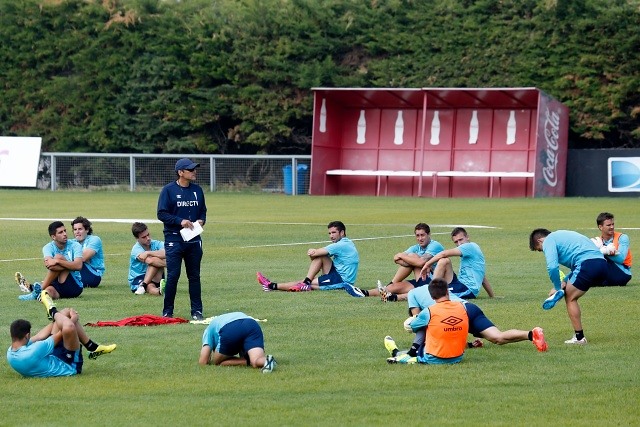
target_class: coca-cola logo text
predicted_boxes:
[542,108,561,187]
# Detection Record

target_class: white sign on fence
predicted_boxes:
[0,137,42,187]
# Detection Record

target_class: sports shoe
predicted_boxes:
[542,289,565,310]
[18,282,42,301]
[38,288,55,321]
[344,284,365,297]
[376,280,386,294]
[261,354,277,373]
[134,285,146,295]
[468,338,484,348]
[257,272,271,291]
[384,336,399,357]
[89,344,117,360]
[289,282,312,292]
[159,279,166,295]
[192,312,204,321]
[564,336,588,345]
[531,327,548,352]
[15,272,32,293]
[386,354,417,364]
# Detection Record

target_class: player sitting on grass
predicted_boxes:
[384,278,547,364]
[128,222,166,296]
[198,312,276,373]
[7,290,116,378]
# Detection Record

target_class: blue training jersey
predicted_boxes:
[457,242,486,296]
[202,312,251,352]
[543,230,605,290]
[128,240,165,289]
[70,234,105,276]
[157,181,207,242]
[7,337,77,378]
[325,237,359,285]
[42,240,83,287]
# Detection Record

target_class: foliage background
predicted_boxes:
[1,0,639,154]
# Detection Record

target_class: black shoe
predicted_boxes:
[162,311,173,318]
[192,312,203,321]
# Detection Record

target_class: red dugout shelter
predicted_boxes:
[309,87,568,198]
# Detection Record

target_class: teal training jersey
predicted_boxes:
[457,242,486,296]
[42,240,83,287]
[128,240,165,289]
[543,230,605,290]
[70,234,105,276]
[7,337,77,378]
[325,237,359,285]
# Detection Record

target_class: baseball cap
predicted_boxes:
[175,158,200,171]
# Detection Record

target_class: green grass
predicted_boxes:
[0,190,638,426]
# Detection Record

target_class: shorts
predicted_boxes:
[571,258,608,291]
[80,264,102,288]
[218,318,264,356]
[51,275,83,299]
[407,276,430,288]
[130,275,145,292]
[317,264,348,291]
[448,273,476,299]
[52,341,83,374]
[464,303,494,337]
[601,260,632,287]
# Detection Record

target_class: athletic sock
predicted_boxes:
[407,343,420,357]
[303,277,312,285]
[362,289,370,297]
[528,330,533,341]
[575,330,584,341]
[84,340,99,352]
[49,307,58,319]
[141,282,148,289]
[387,294,398,302]
[268,283,278,290]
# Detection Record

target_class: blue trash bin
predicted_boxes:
[283,164,308,195]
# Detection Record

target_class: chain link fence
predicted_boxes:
[38,153,311,194]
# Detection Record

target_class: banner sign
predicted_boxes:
[0,137,43,187]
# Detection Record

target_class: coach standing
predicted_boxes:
[157,158,207,320]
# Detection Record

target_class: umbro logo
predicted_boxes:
[441,316,464,327]
[177,195,182,198]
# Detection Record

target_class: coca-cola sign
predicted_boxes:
[542,108,561,187]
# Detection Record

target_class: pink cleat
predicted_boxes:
[256,272,271,292]
[289,282,312,292]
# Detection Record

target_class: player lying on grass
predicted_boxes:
[385,278,547,364]
[257,220,364,297]
[199,312,276,373]
[7,290,116,378]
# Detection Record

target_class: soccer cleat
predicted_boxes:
[18,282,42,301]
[15,272,32,293]
[261,354,277,373]
[376,280,386,295]
[89,344,117,360]
[134,285,146,295]
[468,338,484,348]
[192,312,204,321]
[384,336,399,357]
[531,327,548,352]
[386,354,417,364]
[38,288,55,321]
[344,284,365,298]
[289,282,312,292]
[159,279,166,295]
[256,272,272,291]
[564,336,588,345]
[542,289,565,310]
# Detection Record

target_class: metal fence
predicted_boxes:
[38,153,312,194]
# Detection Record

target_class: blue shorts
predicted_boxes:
[407,276,430,288]
[80,264,102,288]
[218,318,264,356]
[52,341,83,374]
[448,273,476,299]
[464,303,494,337]
[317,264,348,291]
[51,275,83,299]
[571,258,608,291]
[130,275,145,292]
[601,260,632,287]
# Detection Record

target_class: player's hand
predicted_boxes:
[420,265,431,280]
[403,316,416,332]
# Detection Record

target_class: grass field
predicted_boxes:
[0,190,638,426]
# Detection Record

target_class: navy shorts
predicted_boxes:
[51,275,83,298]
[602,260,632,286]
[80,264,101,288]
[218,318,264,356]
[464,303,494,337]
[52,341,83,374]
[448,273,475,299]
[317,264,347,290]
[571,258,608,291]
[407,276,430,288]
